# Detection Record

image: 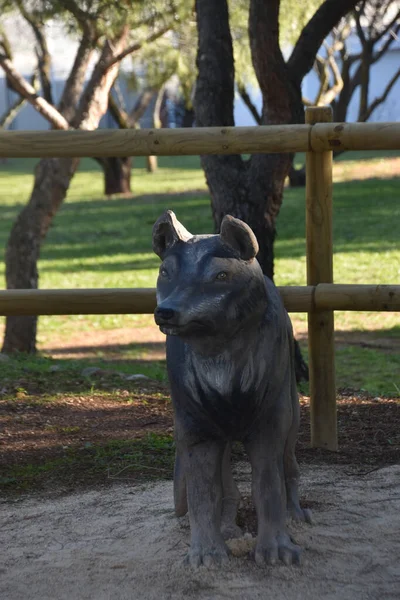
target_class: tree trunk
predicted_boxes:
[146,85,166,174]
[195,0,301,281]
[2,157,80,353]
[96,156,132,194]
[182,107,195,127]
[146,155,158,173]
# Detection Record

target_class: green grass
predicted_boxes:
[0,152,400,396]
[0,352,167,396]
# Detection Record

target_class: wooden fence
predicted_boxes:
[0,106,399,451]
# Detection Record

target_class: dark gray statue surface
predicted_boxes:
[152,210,311,568]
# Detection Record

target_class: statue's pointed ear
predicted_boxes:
[152,210,192,258]
[220,215,259,260]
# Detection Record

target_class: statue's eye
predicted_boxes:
[160,267,168,278]
[216,271,228,281]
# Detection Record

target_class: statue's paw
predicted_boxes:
[221,522,243,540]
[184,542,230,569]
[255,533,302,566]
[288,504,312,524]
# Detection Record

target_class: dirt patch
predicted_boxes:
[1,463,399,600]
[333,156,400,182]
[0,384,173,461]
[1,382,399,494]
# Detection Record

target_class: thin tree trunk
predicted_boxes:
[2,36,128,353]
[147,84,166,173]
[102,88,157,188]
[99,156,132,194]
[195,0,301,280]
[146,155,158,173]
[2,157,80,353]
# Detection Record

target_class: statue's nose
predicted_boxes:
[154,306,175,321]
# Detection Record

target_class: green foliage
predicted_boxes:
[230,0,256,88]
[279,0,325,45]
[134,12,197,107]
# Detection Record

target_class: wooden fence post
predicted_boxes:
[305,106,337,451]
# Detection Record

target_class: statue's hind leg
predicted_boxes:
[221,442,242,539]
[284,375,312,524]
[285,319,312,524]
[174,448,188,517]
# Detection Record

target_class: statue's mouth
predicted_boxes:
[157,320,213,337]
[159,324,181,336]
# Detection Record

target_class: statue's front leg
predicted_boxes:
[183,440,230,568]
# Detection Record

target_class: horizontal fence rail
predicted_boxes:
[0,285,399,316]
[0,121,399,158]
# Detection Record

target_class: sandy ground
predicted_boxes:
[2,463,400,600]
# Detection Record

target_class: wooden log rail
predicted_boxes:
[0,285,399,316]
[0,121,399,157]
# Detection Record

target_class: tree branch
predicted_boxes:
[354,1,368,47]
[153,83,166,129]
[109,24,172,66]
[322,54,344,105]
[16,0,53,104]
[313,55,330,105]
[0,53,69,130]
[74,27,130,130]
[370,8,400,44]
[0,95,25,128]
[109,88,155,129]
[287,0,359,85]
[363,66,400,121]
[0,72,39,128]
[58,35,97,122]
[249,0,294,124]
[108,93,131,129]
[237,82,262,124]
[129,89,155,124]
[372,22,400,64]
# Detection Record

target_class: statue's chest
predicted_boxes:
[184,352,268,420]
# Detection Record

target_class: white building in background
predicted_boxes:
[1,13,399,130]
